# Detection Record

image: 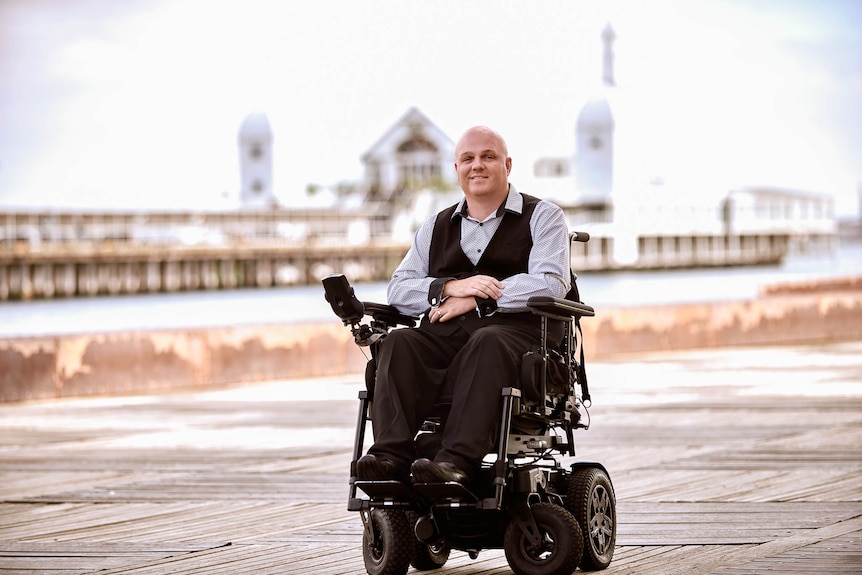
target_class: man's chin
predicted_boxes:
[468,184,504,196]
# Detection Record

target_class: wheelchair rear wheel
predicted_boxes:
[567,466,616,570]
[362,509,412,575]
[503,502,583,575]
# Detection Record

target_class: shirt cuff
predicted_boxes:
[475,296,498,317]
[428,277,453,307]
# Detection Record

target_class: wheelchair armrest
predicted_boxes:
[527,296,595,320]
[363,302,418,328]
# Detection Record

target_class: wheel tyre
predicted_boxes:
[503,502,583,575]
[567,466,616,570]
[362,509,412,575]
[406,511,450,571]
[411,538,450,571]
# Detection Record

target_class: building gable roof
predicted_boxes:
[361,107,454,163]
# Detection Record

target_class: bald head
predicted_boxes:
[455,126,508,158]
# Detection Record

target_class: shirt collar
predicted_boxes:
[452,184,522,222]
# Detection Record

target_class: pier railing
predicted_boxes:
[0,208,410,300]
[0,208,393,251]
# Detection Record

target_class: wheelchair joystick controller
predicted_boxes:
[322,273,365,325]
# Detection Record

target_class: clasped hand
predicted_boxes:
[429,275,503,323]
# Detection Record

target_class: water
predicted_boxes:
[2,242,860,339]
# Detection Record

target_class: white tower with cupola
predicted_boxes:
[238,112,276,209]
[575,23,617,206]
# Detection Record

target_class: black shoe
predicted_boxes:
[411,458,469,485]
[356,454,407,482]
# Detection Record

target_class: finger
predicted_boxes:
[476,284,501,299]
[480,276,504,289]
[479,277,503,291]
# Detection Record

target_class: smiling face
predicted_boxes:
[454,126,511,206]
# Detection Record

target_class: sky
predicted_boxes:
[0,0,860,216]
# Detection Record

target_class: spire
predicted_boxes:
[602,23,616,87]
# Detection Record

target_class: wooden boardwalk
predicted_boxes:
[1,340,860,574]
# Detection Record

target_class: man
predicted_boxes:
[357,125,571,486]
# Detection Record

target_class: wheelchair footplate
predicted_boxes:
[353,480,417,504]
[412,481,480,504]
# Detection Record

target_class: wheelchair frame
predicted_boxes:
[322,234,615,575]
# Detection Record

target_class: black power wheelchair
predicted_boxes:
[322,232,615,575]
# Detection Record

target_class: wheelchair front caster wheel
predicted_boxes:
[410,538,450,571]
[503,502,583,575]
[407,511,450,570]
[362,509,412,575]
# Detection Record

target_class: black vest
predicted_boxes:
[429,193,540,280]
[422,193,542,336]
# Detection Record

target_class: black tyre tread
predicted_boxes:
[503,502,584,575]
[406,511,450,571]
[567,467,616,571]
[410,540,450,571]
[362,509,413,575]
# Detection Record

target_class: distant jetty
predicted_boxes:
[0,203,831,301]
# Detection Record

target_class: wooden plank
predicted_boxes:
[715,531,862,574]
[0,542,223,574]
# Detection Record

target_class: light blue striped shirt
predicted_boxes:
[387,185,571,316]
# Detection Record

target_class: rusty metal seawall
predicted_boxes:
[1,278,860,402]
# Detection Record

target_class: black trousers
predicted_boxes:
[368,314,546,476]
